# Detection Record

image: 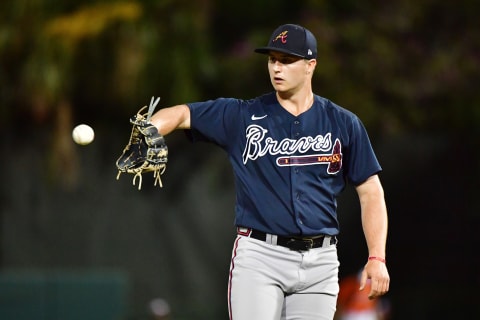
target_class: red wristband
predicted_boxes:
[368,256,386,263]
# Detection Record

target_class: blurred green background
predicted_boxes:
[1,0,479,319]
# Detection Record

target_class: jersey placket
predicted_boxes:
[290,118,305,232]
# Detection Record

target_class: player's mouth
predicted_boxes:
[273,77,284,84]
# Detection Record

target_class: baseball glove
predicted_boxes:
[116,97,168,190]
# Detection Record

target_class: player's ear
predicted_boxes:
[306,59,316,74]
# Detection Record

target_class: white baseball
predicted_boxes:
[72,124,95,145]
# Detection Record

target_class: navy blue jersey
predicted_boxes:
[186,92,381,236]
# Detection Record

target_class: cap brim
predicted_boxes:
[254,46,306,58]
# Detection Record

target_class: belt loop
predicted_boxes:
[265,234,278,245]
[323,236,331,247]
[237,227,252,237]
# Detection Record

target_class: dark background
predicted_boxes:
[1,0,479,319]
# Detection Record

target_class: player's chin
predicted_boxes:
[271,82,287,92]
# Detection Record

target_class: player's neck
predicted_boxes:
[276,89,314,117]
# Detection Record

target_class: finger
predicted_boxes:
[382,277,390,294]
[370,277,389,299]
[378,272,390,293]
[368,278,379,299]
[359,269,368,290]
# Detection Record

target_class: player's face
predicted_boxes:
[267,51,314,94]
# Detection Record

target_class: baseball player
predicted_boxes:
[133,23,390,320]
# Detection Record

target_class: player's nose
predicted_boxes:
[271,61,283,72]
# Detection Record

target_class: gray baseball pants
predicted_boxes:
[228,233,340,320]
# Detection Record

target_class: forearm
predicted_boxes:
[355,178,390,298]
[357,175,388,258]
[362,200,388,258]
[150,104,191,136]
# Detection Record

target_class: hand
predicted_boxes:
[359,258,390,299]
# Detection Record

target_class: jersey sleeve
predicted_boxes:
[185,98,243,149]
[344,116,382,186]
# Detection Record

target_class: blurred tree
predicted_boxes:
[1,1,144,187]
[2,0,478,135]
[302,0,480,135]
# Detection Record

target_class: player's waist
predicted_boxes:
[237,227,337,251]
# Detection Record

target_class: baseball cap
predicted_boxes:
[255,24,317,59]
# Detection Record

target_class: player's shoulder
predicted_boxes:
[314,95,359,120]
[239,92,276,107]
[226,92,277,112]
[212,96,267,108]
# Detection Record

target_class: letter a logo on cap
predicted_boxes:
[273,31,288,44]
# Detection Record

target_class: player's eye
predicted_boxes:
[268,56,300,65]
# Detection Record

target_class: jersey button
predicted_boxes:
[294,120,300,125]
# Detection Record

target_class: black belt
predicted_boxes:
[238,228,337,251]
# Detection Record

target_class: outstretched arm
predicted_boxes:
[355,174,390,299]
[150,104,191,136]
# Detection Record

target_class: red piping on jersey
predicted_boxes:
[228,236,241,320]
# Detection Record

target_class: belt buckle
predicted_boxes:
[305,238,314,249]
[286,238,314,251]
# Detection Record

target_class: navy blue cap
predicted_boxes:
[255,24,317,59]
